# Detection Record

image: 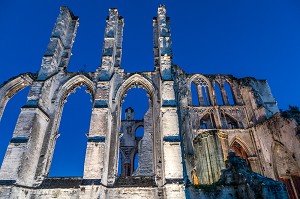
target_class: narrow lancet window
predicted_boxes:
[224,82,235,105]
[118,87,148,177]
[214,82,224,105]
[191,82,199,106]
[49,87,92,177]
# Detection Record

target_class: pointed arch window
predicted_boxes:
[224,82,235,105]
[191,77,211,106]
[214,81,224,105]
[48,86,92,177]
[199,113,216,129]
[118,86,149,177]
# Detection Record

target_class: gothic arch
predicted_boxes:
[229,137,254,168]
[229,137,253,157]
[107,74,157,184]
[198,112,216,129]
[42,74,95,176]
[55,74,95,104]
[222,113,239,129]
[113,74,156,102]
[0,74,34,121]
[188,74,214,106]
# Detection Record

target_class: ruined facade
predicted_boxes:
[0,5,299,199]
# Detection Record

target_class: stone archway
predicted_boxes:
[106,74,158,186]
[36,74,95,179]
[0,74,34,121]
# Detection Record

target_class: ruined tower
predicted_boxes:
[0,5,299,199]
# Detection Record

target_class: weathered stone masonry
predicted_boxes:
[0,5,299,199]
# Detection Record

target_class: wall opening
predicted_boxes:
[200,113,216,129]
[230,141,251,169]
[224,82,235,105]
[191,82,199,106]
[48,86,92,177]
[118,86,148,177]
[0,87,30,168]
[190,77,211,106]
[202,86,211,106]
[221,114,238,129]
[214,82,223,105]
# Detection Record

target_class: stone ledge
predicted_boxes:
[114,176,157,187]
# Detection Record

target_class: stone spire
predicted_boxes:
[98,8,124,80]
[153,5,172,80]
[38,6,79,80]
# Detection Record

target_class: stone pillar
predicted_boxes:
[38,7,79,80]
[0,107,49,186]
[193,130,226,184]
[220,85,230,105]
[218,131,229,160]
[98,9,124,80]
[155,5,172,81]
[91,7,124,182]
[0,7,79,187]
[197,84,205,105]
[154,6,185,197]
[84,81,111,181]
[83,108,108,179]
[133,107,154,176]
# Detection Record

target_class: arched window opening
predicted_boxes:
[214,82,224,105]
[0,87,30,167]
[273,144,300,198]
[224,82,235,105]
[200,113,215,129]
[49,86,92,177]
[191,82,199,106]
[221,114,238,129]
[202,86,211,106]
[121,86,148,120]
[191,77,211,106]
[119,86,148,177]
[230,141,251,169]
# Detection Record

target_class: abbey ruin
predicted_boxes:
[0,5,299,199]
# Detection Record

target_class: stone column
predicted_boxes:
[220,85,230,105]
[97,9,124,80]
[0,107,49,186]
[156,5,172,81]
[83,108,109,179]
[84,81,111,182]
[193,130,226,184]
[38,7,79,80]
[218,131,229,161]
[0,7,79,187]
[197,85,205,105]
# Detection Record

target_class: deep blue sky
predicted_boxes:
[0,0,300,176]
